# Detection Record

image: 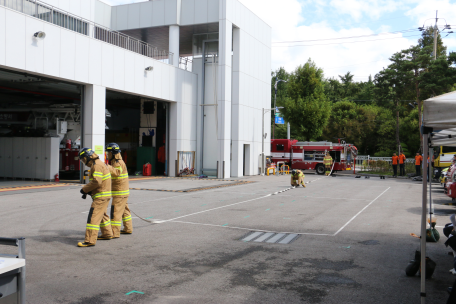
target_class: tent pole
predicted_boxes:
[421,133,429,303]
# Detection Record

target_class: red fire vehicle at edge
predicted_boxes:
[270,139,358,175]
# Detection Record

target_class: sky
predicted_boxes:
[104,0,456,82]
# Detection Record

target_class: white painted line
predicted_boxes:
[333,187,391,236]
[131,181,255,206]
[169,220,331,236]
[159,194,272,223]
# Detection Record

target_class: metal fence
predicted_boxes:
[1,0,173,63]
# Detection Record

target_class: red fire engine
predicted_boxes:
[270,139,358,175]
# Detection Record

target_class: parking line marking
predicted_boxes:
[333,187,390,236]
[159,194,272,223]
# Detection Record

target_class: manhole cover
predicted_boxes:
[240,231,299,244]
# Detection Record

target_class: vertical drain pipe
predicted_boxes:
[216,161,219,179]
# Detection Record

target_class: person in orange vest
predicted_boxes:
[415,152,423,176]
[399,152,406,176]
[392,152,398,177]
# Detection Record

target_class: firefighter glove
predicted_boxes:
[80,189,87,195]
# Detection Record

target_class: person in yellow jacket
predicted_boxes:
[323,152,333,176]
[78,148,113,247]
[106,143,133,238]
[291,169,306,187]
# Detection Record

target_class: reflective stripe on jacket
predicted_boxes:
[323,156,333,165]
[109,158,129,197]
[82,158,112,199]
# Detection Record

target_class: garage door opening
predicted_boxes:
[0,68,82,183]
[106,90,168,177]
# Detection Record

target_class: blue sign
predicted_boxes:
[275,117,284,124]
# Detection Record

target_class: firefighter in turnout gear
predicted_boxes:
[78,148,113,247]
[323,152,333,176]
[291,169,306,187]
[106,143,133,238]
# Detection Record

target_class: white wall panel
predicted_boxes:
[43,23,61,77]
[60,31,76,80]
[152,0,165,26]
[5,10,26,70]
[113,47,125,90]
[144,59,156,97]
[152,61,162,98]
[115,5,128,30]
[101,43,114,88]
[58,0,70,12]
[127,3,140,30]
[162,64,170,100]
[180,0,194,25]
[169,67,176,101]
[176,68,184,103]
[194,0,208,24]
[69,1,81,18]
[134,55,145,94]
[139,1,153,28]
[124,51,135,93]
[0,7,5,66]
[74,34,90,83]
[164,0,177,25]
[88,39,102,85]
[80,0,92,21]
[25,17,44,74]
[44,0,59,8]
[103,4,112,29]
[111,6,117,29]
[94,0,105,26]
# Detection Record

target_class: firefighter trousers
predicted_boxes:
[291,176,304,186]
[110,196,133,237]
[85,197,113,244]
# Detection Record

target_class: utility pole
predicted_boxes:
[434,10,438,60]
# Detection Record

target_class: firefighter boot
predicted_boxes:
[77,242,95,247]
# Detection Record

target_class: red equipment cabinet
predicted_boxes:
[270,139,358,175]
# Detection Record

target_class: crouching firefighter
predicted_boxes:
[78,148,113,247]
[323,152,333,176]
[106,143,133,237]
[291,169,306,188]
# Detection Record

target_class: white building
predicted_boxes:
[0,0,271,180]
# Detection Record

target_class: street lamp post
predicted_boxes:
[262,107,283,175]
[273,77,287,139]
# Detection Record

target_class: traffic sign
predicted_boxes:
[275,117,284,124]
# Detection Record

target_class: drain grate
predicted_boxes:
[240,231,299,244]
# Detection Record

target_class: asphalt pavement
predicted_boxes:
[0,173,455,304]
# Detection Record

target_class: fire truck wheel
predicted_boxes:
[316,164,325,175]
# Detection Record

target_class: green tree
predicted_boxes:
[374,50,414,154]
[321,99,378,153]
[280,60,331,141]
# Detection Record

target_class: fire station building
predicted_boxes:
[0,0,271,180]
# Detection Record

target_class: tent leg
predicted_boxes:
[421,133,429,303]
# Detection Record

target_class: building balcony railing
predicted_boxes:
[1,0,173,65]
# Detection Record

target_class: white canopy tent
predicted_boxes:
[422,91,456,303]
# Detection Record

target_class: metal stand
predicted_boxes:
[0,237,26,304]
